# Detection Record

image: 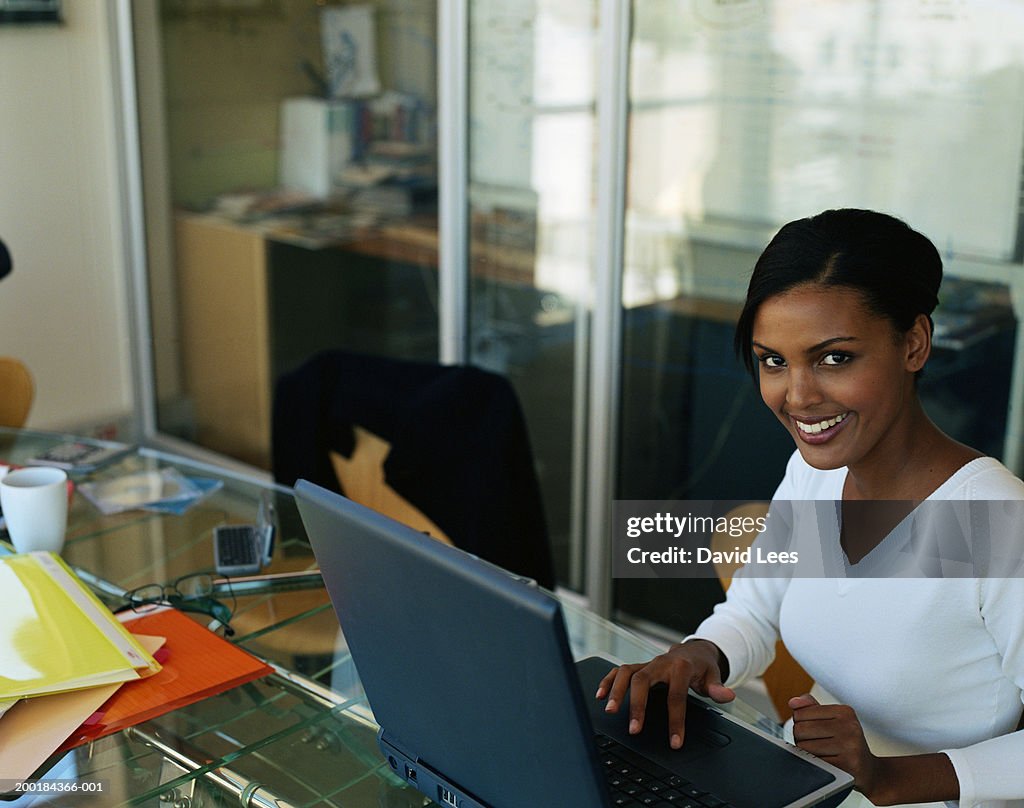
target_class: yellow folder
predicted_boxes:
[0,552,160,700]
[0,635,165,784]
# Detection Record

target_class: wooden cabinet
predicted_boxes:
[172,211,534,471]
[175,214,272,469]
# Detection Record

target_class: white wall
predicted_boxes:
[0,2,134,430]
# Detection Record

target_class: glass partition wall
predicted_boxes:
[467,0,599,587]
[614,0,1024,634]
[125,1,1024,629]
[133,0,441,471]
[129,0,602,595]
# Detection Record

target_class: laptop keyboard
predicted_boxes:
[215,526,257,566]
[595,733,735,808]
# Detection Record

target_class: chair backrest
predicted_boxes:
[0,357,33,428]
[712,501,814,721]
[328,425,455,546]
[272,351,556,590]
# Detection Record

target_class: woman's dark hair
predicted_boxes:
[734,208,943,374]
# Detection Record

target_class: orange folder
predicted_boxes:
[59,607,273,751]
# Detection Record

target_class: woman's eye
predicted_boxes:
[759,354,785,369]
[821,352,851,366]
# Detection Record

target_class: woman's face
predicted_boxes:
[751,283,928,472]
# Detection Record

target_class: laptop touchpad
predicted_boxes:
[580,659,722,764]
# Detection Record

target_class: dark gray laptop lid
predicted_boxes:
[295,480,610,808]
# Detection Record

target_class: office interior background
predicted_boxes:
[1,0,1023,635]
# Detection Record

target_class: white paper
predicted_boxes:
[321,5,381,99]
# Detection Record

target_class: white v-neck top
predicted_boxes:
[692,451,1024,808]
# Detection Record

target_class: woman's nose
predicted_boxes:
[785,368,823,410]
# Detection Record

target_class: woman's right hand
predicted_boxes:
[595,639,735,749]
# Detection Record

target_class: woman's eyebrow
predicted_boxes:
[805,336,859,354]
[751,336,859,355]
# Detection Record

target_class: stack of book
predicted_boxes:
[338,139,437,217]
[348,177,437,217]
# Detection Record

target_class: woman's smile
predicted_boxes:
[791,411,850,444]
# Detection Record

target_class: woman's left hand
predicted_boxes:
[789,694,883,798]
[789,694,961,806]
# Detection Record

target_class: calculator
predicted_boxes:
[26,441,134,472]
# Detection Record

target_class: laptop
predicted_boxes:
[213,493,276,576]
[295,480,854,808]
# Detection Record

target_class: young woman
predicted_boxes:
[597,210,1024,807]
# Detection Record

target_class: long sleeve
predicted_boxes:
[686,452,1024,806]
[687,568,790,688]
[941,576,1024,807]
[685,453,815,687]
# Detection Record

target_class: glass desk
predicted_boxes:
[0,428,774,807]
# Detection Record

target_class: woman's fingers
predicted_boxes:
[595,642,730,748]
[600,664,642,713]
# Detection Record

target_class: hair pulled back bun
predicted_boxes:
[734,209,942,374]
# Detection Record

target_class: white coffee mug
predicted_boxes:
[0,466,69,553]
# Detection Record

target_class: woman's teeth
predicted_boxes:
[796,413,847,434]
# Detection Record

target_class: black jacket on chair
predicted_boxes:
[272,351,556,590]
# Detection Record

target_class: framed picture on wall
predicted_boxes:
[0,0,61,24]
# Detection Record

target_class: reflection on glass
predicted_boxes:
[618,0,1023,634]
[135,0,440,469]
[468,1,599,588]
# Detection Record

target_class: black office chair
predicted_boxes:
[272,350,557,591]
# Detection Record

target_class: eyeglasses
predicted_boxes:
[120,573,235,635]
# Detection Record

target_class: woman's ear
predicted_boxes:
[905,313,932,373]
